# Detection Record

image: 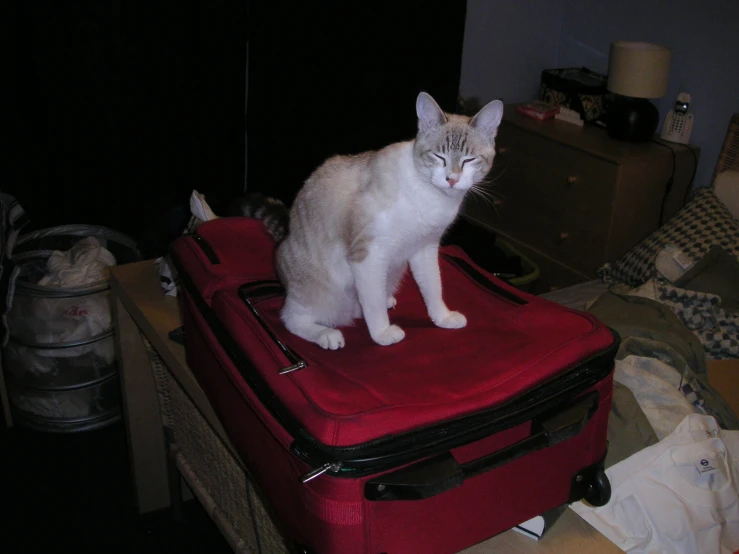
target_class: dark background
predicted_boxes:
[12,1,467,258]
[5,2,468,550]
[245,2,468,205]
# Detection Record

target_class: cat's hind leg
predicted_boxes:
[281,297,345,350]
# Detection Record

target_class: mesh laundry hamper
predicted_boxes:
[3,225,141,432]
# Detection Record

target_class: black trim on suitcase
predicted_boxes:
[441,253,527,305]
[193,232,220,264]
[239,281,307,374]
[364,391,598,501]
[172,245,620,483]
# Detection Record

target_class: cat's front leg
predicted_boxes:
[386,261,408,311]
[352,256,405,346]
[409,245,467,329]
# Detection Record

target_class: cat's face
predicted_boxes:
[413,93,504,195]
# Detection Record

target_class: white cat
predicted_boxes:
[274,92,504,349]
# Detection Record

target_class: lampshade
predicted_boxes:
[607,41,671,99]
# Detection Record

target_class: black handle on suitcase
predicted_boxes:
[239,281,309,374]
[364,391,599,501]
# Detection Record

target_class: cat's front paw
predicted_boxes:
[432,311,467,329]
[387,296,397,310]
[316,329,345,350]
[371,324,405,346]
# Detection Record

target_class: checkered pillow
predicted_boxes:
[643,279,739,359]
[599,188,739,286]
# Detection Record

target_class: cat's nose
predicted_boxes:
[446,177,459,187]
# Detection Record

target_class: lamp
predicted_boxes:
[606,41,671,142]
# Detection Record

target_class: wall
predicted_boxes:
[460,0,739,189]
[560,0,739,189]
[459,0,565,107]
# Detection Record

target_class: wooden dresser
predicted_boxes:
[463,104,700,292]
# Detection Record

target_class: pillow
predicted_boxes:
[674,244,739,313]
[599,188,739,286]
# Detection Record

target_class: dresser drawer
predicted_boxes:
[463,196,609,276]
[492,124,618,216]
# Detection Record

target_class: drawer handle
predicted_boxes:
[566,175,578,185]
[557,232,570,245]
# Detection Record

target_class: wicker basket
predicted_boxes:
[143,336,290,554]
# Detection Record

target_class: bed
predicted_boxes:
[539,114,739,552]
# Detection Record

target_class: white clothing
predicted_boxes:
[38,236,116,288]
[614,355,699,440]
[571,414,739,553]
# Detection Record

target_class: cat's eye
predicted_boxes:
[461,157,476,167]
[432,153,446,167]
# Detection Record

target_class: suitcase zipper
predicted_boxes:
[300,462,343,483]
[289,333,618,480]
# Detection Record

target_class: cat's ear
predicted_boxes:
[470,99,504,141]
[416,92,447,133]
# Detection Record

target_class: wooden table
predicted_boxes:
[110,260,623,553]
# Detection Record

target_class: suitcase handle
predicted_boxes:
[239,281,308,374]
[441,253,528,306]
[364,392,598,501]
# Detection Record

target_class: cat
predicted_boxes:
[228,192,289,242]
[239,92,503,349]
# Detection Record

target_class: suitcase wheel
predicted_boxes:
[582,468,611,507]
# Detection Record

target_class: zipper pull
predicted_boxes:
[300,462,342,483]
[279,360,307,375]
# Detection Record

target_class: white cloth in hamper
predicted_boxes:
[22,237,117,363]
[38,236,116,288]
[571,414,739,553]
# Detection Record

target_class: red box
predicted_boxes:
[516,101,560,120]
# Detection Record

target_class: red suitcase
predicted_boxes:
[171,217,618,554]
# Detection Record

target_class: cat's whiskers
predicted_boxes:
[468,183,507,216]
[470,183,505,201]
[475,165,507,188]
[488,163,508,181]
[467,189,495,214]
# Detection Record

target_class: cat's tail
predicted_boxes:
[227,192,290,243]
